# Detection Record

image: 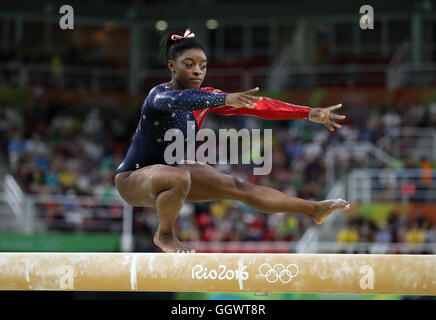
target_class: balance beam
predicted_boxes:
[0,253,435,295]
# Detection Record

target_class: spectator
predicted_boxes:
[405,221,426,244]
[419,157,433,202]
[374,222,392,243]
[337,221,360,243]
[8,131,26,172]
[425,223,436,243]
[359,218,375,242]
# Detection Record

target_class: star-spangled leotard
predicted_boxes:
[115,84,311,174]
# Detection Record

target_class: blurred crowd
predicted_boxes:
[337,209,436,254]
[0,83,435,245]
[1,102,125,198]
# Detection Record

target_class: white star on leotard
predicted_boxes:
[157,138,162,143]
[154,121,160,126]
[171,112,176,118]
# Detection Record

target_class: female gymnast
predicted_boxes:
[115,28,350,253]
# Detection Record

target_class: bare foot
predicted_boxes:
[153,231,196,253]
[312,199,350,224]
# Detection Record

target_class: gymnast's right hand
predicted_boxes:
[225,87,263,109]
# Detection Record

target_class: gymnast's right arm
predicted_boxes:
[148,85,228,111]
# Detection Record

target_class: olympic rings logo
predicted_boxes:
[258,263,299,284]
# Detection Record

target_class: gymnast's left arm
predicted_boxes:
[201,87,346,131]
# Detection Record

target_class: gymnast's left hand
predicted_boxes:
[308,104,346,132]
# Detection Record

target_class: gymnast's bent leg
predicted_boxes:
[115,164,195,253]
[178,161,349,224]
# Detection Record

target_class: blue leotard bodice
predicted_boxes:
[115,84,227,174]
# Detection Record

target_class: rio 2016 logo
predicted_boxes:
[191,264,249,290]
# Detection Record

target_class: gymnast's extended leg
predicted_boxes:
[178,162,349,224]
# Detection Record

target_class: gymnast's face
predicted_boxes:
[168,48,207,89]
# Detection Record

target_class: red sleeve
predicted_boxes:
[192,87,310,129]
[199,87,310,120]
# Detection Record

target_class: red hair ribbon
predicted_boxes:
[170,28,195,41]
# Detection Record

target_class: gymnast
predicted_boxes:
[115,28,350,253]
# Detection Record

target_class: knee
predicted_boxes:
[172,169,192,195]
[233,176,254,200]
[150,166,191,199]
